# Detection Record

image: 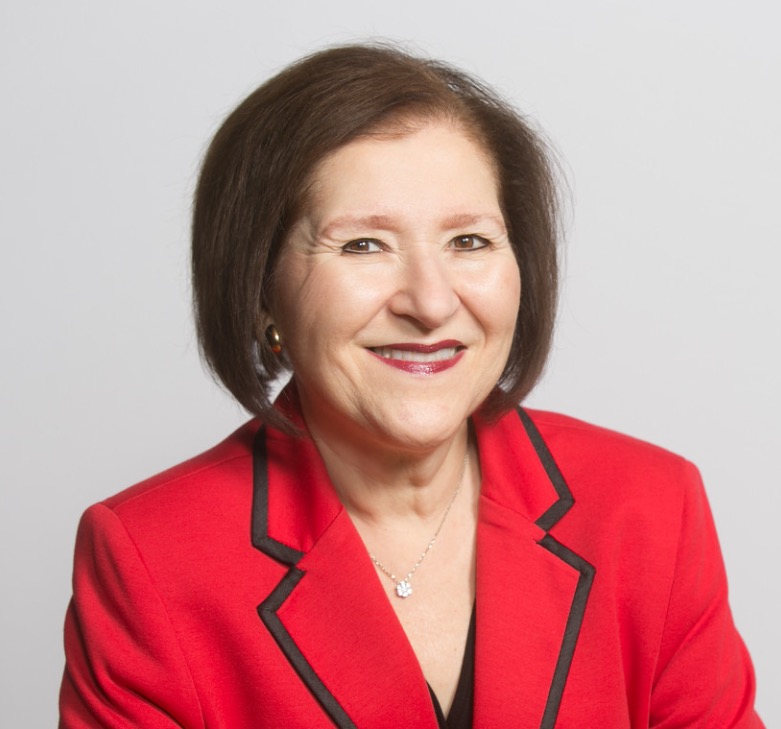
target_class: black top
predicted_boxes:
[428,604,476,729]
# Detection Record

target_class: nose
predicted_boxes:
[388,247,460,329]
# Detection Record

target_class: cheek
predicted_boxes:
[273,261,386,359]
[476,258,522,334]
[500,261,522,308]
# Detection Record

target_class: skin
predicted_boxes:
[270,120,522,712]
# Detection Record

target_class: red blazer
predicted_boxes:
[60,407,763,728]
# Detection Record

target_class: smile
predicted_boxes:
[367,341,465,374]
[369,346,460,362]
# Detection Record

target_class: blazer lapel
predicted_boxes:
[252,423,439,728]
[473,408,595,729]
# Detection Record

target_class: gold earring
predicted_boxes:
[265,325,282,355]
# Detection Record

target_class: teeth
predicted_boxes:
[371,347,458,362]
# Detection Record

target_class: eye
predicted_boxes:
[342,239,383,254]
[451,234,489,251]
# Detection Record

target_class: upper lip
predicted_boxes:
[368,340,464,353]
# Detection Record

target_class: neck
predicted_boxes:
[305,418,474,524]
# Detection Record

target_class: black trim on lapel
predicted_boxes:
[517,408,574,531]
[251,428,357,729]
[517,408,596,729]
[251,429,304,565]
[537,534,595,729]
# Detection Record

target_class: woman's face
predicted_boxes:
[271,121,521,453]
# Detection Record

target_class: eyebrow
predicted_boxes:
[320,215,399,238]
[439,213,507,231]
[319,212,506,238]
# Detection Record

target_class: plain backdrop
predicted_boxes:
[2,1,779,725]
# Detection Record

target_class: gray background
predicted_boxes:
[2,1,778,725]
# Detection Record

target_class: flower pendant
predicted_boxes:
[395,580,413,598]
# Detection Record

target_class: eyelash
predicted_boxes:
[341,234,490,254]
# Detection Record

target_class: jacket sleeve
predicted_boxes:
[650,461,763,728]
[60,504,204,728]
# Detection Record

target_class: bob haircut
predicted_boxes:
[192,43,560,432]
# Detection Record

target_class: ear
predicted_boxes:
[255,305,285,362]
[256,304,276,338]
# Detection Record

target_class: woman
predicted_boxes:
[60,44,762,728]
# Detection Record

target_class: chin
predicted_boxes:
[365,401,474,452]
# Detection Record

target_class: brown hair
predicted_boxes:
[192,43,561,432]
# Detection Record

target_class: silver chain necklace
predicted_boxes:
[369,454,468,599]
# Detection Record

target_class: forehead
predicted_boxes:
[302,121,502,226]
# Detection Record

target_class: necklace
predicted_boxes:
[369,453,468,599]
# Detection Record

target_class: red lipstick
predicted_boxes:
[368,340,465,374]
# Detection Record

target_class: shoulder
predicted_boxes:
[510,409,717,618]
[73,419,271,601]
[515,407,710,566]
[97,419,262,529]
[524,408,685,461]
[522,407,696,485]
[508,408,705,534]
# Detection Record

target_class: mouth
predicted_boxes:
[369,346,461,363]
[367,341,465,374]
